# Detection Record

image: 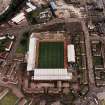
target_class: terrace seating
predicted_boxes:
[64,41,68,68]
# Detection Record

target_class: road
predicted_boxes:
[81,21,95,87]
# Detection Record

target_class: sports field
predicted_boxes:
[38,42,64,68]
[0,91,18,105]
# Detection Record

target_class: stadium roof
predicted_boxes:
[27,33,37,71]
[67,44,75,63]
[32,69,72,80]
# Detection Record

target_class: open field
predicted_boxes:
[38,42,64,68]
[0,91,18,105]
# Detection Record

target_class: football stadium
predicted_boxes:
[26,32,75,93]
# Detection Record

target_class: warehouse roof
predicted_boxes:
[11,12,25,23]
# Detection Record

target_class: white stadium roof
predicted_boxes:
[27,33,37,71]
[32,69,72,80]
[67,44,75,63]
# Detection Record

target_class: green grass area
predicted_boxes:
[100,100,105,105]
[0,38,8,52]
[93,56,103,66]
[61,91,75,105]
[16,32,29,54]
[76,55,83,68]
[38,42,64,68]
[100,72,105,80]
[79,85,88,96]
[0,92,18,105]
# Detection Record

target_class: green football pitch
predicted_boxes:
[38,42,64,68]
